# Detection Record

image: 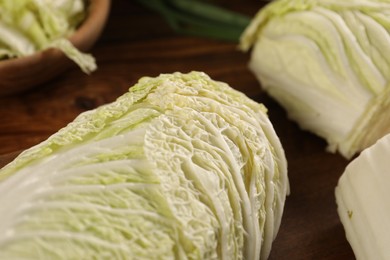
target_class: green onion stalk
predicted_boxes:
[135,0,254,42]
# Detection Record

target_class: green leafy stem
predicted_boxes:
[135,0,253,42]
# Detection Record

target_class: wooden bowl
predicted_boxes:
[0,0,111,97]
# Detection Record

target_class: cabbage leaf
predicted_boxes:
[336,132,390,259]
[0,0,96,73]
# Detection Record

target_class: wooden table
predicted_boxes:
[0,0,356,259]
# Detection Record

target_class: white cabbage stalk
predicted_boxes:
[335,133,390,260]
[0,72,289,260]
[0,0,96,73]
[240,0,390,159]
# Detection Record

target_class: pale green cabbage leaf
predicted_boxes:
[240,0,390,159]
[0,0,96,73]
[336,132,390,259]
[0,72,289,260]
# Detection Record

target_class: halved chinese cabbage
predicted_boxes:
[240,0,390,159]
[0,72,289,259]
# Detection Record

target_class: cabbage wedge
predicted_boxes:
[240,0,390,159]
[0,72,289,259]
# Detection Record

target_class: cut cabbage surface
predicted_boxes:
[336,133,390,260]
[0,71,289,260]
[240,0,390,159]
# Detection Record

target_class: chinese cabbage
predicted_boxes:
[0,0,96,73]
[0,72,289,260]
[240,0,390,159]
[336,133,390,259]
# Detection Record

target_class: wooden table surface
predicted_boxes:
[0,0,356,259]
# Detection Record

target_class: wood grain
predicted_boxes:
[0,0,355,259]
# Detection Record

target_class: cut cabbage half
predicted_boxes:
[240,0,390,159]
